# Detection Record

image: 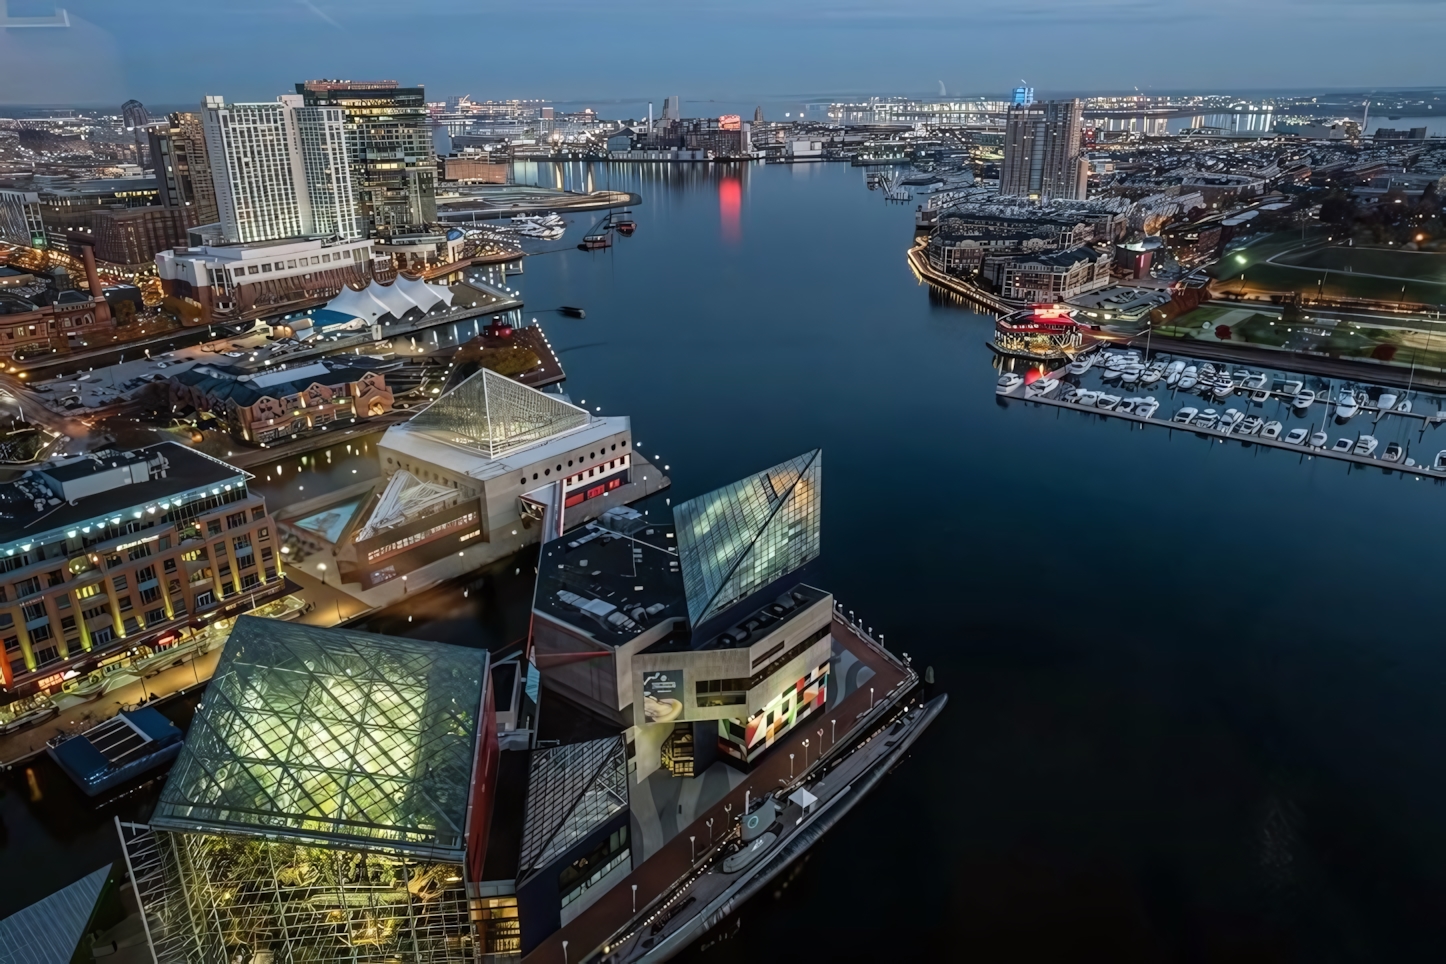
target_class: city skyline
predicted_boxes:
[2,0,1446,106]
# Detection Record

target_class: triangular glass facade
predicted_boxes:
[152,617,486,860]
[673,449,822,628]
[410,367,590,458]
[518,737,628,878]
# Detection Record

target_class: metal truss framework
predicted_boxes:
[518,737,628,880]
[354,469,459,542]
[673,449,823,627]
[409,366,590,459]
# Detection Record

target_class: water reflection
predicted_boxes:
[719,176,742,244]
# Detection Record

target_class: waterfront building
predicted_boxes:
[0,233,114,360]
[201,94,360,245]
[148,112,220,227]
[0,443,283,702]
[1012,85,1035,107]
[1001,99,1088,201]
[982,245,1113,303]
[0,189,45,248]
[298,80,438,237]
[153,234,375,325]
[119,618,502,963]
[167,357,394,443]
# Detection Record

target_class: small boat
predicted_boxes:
[1261,421,1283,440]
[1142,363,1166,385]
[1097,394,1122,411]
[1219,408,1244,432]
[579,231,612,250]
[1136,397,1160,419]
[1309,431,1329,448]
[1194,409,1219,429]
[1100,366,1125,381]
[1335,390,1360,419]
[558,305,587,318]
[1062,387,1080,403]
[1292,389,1316,410]
[1377,392,1399,412]
[1284,427,1308,445]
[1332,438,1353,452]
[1066,356,1094,375]
[1435,450,1446,470]
[1117,398,1138,414]
[1353,435,1379,457]
[1239,415,1264,436]
[1397,398,1413,414]
[1165,360,1186,377]
[1200,363,1217,377]
[1245,372,1270,391]
[996,373,1023,395]
[1178,373,1198,391]
[1212,376,1235,398]
[1120,366,1143,386]
[1232,369,1251,383]
[1251,389,1271,402]
[1026,377,1060,398]
[1282,380,1303,395]
[1103,352,1129,370]
[1076,390,1101,406]
[1172,407,1199,424]
[1382,442,1405,463]
[613,210,637,234]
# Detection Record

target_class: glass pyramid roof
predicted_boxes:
[409,366,590,459]
[152,617,487,861]
[518,737,628,878]
[673,449,822,628]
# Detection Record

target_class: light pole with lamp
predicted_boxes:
[316,562,328,587]
[802,738,809,768]
[631,884,637,912]
[831,718,836,744]
[789,753,794,779]
[706,817,714,844]
[689,835,695,862]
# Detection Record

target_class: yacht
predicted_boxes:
[1284,427,1309,445]
[1136,397,1160,419]
[1165,360,1186,387]
[1178,366,1199,390]
[1335,389,1360,419]
[1173,406,1199,424]
[1200,363,1217,378]
[1282,380,1304,396]
[1309,431,1329,448]
[1219,409,1244,432]
[1100,366,1125,381]
[1239,415,1265,436]
[1250,388,1272,403]
[1026,377,1060,398]
[1117,398,1138,414]
[1097,394,1122,411]
[1120,366,1144,386]
[1212,376,1235,398]
[1397,398,1413,414]
[1066,355,1094,375]
[1062,387,1080,403]
[1332,437,1353,452]
[1194,409,1220,429]
[1353,435,1379,457]
[1382,442,1406,463]
[1261,421,1283,440]
[1434,450,1446,471]
[996,373,1023,395]
[1245,372,1270,391]
[1076,390,1102,406]
[1142,363,1166,385]
[1377,391,1399,412]
[1292,389,1316,410]
[1232,369,1251,384]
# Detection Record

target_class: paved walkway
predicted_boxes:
[522,617,910,964]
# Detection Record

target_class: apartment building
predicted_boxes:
[0,443,283,700]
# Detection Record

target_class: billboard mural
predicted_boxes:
[641,670,684,723]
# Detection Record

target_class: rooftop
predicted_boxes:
[410,366,591,459]
[518,737,628,881]
[151,617,488,861]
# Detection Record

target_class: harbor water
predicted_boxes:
[5,160,1446,961]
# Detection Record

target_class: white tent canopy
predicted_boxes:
[323,278,454,324]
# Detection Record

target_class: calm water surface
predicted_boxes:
[7,161,1446,961]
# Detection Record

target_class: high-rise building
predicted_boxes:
[148,112,220,227]
[1000,98,1087,201]
[661,95,681,124]
[1012,85,1035,107]
[121,99,153,169]
[201,94,359,244]
[297,80,437,237]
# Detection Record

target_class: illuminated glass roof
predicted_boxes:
[152,617,487,860]
[673,449,822,628]
[409,366,590,458]
[518,737,627,878]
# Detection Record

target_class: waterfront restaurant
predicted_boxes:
[992,304,1087,358]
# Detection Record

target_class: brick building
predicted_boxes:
[168,359,393,443]
[0,443,283,701]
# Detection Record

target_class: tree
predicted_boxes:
[113,299,137,327]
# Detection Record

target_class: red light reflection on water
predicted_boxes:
[719,177,741,243]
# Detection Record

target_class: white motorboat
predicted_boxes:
[1377,392,1399,412]
[1261,421,1283,440]
[1353,435,1379,457]
[1062,387,1080,403]
[1250,388,1271,403]
[1136,397,1160,419]
[1097,394,1122,411]
[1309,431,1329,448]
[1026,377,1060,398]
[1121,366,1145,385]
[1076,390,1101,406]
[1103,352,1129,370]
[1066,356,1094,375]
[1219,408,1244,432]
[1397,398,1413,414]
[1117,398,1138,414]
[1232,369,1250,383]
[1282,380,1303,395]
[1332,437,1353,452]
[1292,389,1316,410]
[1284,427,1308,445]
[1435,450,1446,471]
[1178,366,1199,390]
[1335,390,1360,419]
[1165,360,1186,378]
[1239,415,1264,436]
[996,373,1023,395]
[1172,407,1199,424]
[1194,409,1219,429]
[1100,366,1125,381]
[1382,442,1405,463]
[1200,363,1217,377]
[1142,363,1166,385]
[1245,372,1270,391]
[1213,376,1236,398]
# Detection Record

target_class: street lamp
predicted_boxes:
[789,752,795,778]
[802,738,809,768]
[869,687,874,710]
[689,835,696,861]
[631,884,637,912]
[831,718,836,744]
[707,817,714,843]
[316,562,327,586]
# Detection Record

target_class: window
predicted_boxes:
[252,506,266,521]
[0,614,10,630]
[264,567,277,581]
[14,576,40,598]
[144,608,166,624]
[213,542,227,558]
[22,602,46,622]
[158,535,171,550]
[34,645,60,666]
[28,623,52,644]
[194,590,215,609]
[140,586,161,605]
[60,616,75,631]
[55,595,69,610]
[207,520,222,536]
[138,565,156,582]
[247,265,258,275]
[2,635,17,652]
[258,526,270,540]
[117,595,133,613]
[46,569,63,587]
[81,605,108,622]
[76,583,100,599]
[261,547,273,562]
[163,558,177,573]
[112,574,128,591]
[233,535,252,551]
[128,543,151,561]
[226,511,246,529]
[105,553,123,569]
[91,627,113,645]
[261,263,271,273]
[241,572,260,590]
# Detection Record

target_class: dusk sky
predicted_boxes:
[1,0,1444,107]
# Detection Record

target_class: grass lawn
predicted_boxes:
[1167,304,1446,370]
[1213,234,1446,304]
